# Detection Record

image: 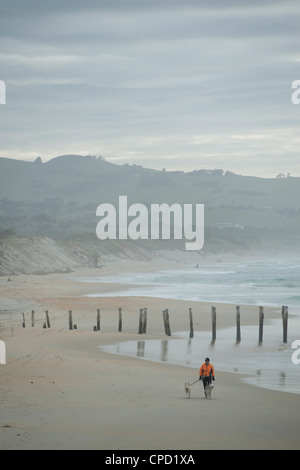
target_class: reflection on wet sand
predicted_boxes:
[102,322,300,395]
[137,340,145,357]
[133,339,293,392]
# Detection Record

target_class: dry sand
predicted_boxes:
[0,259,299,450]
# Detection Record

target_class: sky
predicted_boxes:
[1,0,300,177]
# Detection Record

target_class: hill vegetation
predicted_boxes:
[0,155,299,273]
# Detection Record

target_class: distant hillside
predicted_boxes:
[0,155,299,258]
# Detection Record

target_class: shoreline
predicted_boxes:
[72,256,300,310]
[1,261,300,450]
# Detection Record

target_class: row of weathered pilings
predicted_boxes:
[21,304,290,344]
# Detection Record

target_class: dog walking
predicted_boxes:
[199,357,215,398]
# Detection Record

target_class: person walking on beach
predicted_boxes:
[199,357,215,397]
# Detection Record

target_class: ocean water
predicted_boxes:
[80,258,300,308]
[75,258,300,394]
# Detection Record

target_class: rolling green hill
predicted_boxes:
[0,155,299,256]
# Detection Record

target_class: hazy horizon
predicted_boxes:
[0,153,299,180]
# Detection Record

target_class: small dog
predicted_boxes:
[205,382,214,399]
[184,382,191,399]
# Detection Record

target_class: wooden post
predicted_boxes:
[189,308,194,338]
[138,308,144,334]
[45,310,51,328]
[118,308,122,332]
[211,306,216,343]
[236,306,241,343]
[163,310,167,335]
[165,309,171,336]
[31,310,35,327]
[142,307,147,334]
[162,310,171,336]
[97,309,101,331]
[282,305,288,343]
[69,310,73,330]
[258,306,264,344]
[22,312,26,328]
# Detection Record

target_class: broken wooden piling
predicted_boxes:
[118,308,122,332]
[45,310,51,328]
[68,310,73,330]
[142,307,147,334]
[138,308,144,334]
[258,306,264,344]
[97,309,101,331]
[163,309,171,336]
[282,305,288,343]
[211,306,216,343]
[236,306,241,343]
[189,308,194,339]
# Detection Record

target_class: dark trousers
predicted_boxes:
[202,376,211,390]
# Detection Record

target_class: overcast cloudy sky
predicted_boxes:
[1,0,300,177]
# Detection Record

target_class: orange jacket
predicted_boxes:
[199,363,215,378]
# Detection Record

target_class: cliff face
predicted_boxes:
[0,235,178,276]
[0,237,91,276]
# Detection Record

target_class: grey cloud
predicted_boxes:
[1,0,300,176]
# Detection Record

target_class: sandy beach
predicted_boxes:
[0,258,300,450]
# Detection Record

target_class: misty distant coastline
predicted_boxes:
[0,155,299,275]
